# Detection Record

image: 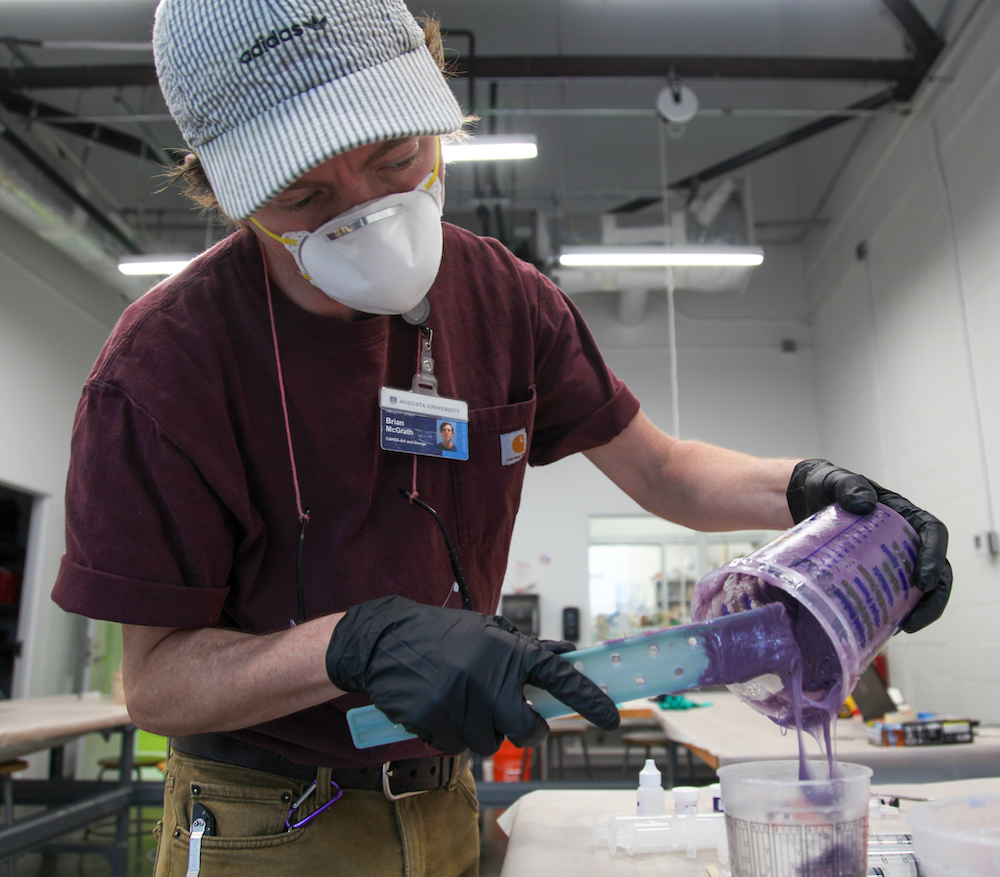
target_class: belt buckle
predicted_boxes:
[381,761,430,801]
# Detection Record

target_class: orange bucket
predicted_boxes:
[492,739,532,782]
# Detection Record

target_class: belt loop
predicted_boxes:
[315,767,334,804]
[446,754,465,791]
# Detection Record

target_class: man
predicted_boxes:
[52,0,951,875]
[437,422,456,451]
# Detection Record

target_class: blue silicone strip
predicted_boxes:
[346,620,724,750]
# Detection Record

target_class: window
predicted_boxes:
[588,516,780,643]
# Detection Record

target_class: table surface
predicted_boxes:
[498,776,1000,877]
[0,694,133,761]
[639,691,1000,783]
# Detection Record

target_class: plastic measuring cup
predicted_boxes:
[719,760,872,877]
[691,502,922,728]
[907,795,1000,876]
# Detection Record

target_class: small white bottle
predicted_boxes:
[672,786,701,816]
[636,759,665,816]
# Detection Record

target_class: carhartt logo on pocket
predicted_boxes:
[500,429,527,466]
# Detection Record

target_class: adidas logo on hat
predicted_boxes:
[239,15,327,64]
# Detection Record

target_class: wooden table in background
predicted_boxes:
[642,690,1000,784]
[0,695,136,877]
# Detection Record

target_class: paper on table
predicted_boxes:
[495,798,521,837]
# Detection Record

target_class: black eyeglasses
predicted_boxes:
[397,488,473,611]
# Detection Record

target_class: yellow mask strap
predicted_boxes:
[253,140,439,246]
[423,138,441,192]
[250,216,298,247]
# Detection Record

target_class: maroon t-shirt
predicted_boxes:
[53,223,640,767]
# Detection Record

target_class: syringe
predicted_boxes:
[867,851,918,877]
[868,832,914,853]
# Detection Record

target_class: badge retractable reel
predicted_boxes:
[380,309,473,611]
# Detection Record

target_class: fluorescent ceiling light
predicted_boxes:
[118,255,195,276]
[558,245,764,267]
[442,134,538,162]
[42,41,154,52]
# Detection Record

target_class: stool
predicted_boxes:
[546,719,592,781]
[1,759,29,877]
[96,753,166,782]
[621,731,673,786]
[91,755,167,868]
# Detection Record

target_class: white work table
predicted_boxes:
[0,695,136,876]
[642,691,1000,784]
[0,694,132,761]
[498,776,1000,877]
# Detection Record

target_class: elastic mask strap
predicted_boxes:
[251,217,313,284]
[423,139,442,192]
[249,216,299,247]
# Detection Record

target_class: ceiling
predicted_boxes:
[0,0,984,299]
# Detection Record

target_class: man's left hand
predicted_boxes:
[787,459,951,633]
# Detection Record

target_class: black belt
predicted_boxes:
[171,733,470,801]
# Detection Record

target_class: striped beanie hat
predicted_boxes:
[153,0,464,220]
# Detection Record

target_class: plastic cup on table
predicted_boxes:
[691,502,923,728]
[907,795,1000,877]
[719,760,872,877]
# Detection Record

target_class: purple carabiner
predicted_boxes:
[285,779,343,830]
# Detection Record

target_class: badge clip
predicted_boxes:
[411,328,439,396]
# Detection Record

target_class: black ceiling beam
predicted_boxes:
[669,89,894,193]
[881,0,945,55]
[0,122,142,253]
[0,89,163,163]
[664,0,942,193]
[457,55,912,83]
[0,64,158,91]
[611,0,941,207]
[880,0,944,101]
[0,55,916,92]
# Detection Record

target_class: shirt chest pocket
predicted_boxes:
[452,388,536,546]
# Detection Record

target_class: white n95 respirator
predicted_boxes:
[253,150,444,317]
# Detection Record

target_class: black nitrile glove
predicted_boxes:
[787,459,952,633]
[326,595,620,756]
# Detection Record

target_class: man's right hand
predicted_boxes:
[326,595,620,756]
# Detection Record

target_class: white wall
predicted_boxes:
[504,5,1000,730]
[503,242,821,646]
[0,207,121,699]
[803,3,1000,721]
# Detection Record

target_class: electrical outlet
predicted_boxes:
[972,530,999,557]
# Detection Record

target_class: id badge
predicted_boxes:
[379,387,470,460]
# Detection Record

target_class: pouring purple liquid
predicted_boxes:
[691,502,923,785]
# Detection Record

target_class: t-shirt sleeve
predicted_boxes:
[527,270,641,466]
[52,380,234,627]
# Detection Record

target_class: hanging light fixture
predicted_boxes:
[441,134,538,162]
[558,245,764,268]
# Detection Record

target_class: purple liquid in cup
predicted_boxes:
[692,502,922,776]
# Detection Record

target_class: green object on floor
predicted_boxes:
[656,694,711,710]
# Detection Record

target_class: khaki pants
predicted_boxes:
[153,750,480,877]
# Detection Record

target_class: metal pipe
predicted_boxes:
[0,121,142,254]
[0,90,163,163]
[670,90,895,191]
[457,55,913,83]
[0,785,132,857]
[46,106,905,124]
